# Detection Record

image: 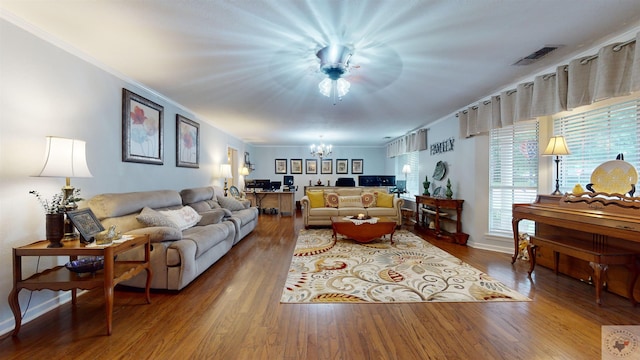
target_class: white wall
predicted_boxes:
[248,145,387,202]
[0,18,248,335]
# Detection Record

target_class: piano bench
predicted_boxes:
[527,235,639,306]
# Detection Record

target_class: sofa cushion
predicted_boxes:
[375,192,394,208]
[361,193,376,208]
[197,209,226,226]
[306,191,325,208]
[217,196,247,211]
[338,195,363,208]
[336,188,362,196]
[160,206,202,230]
[136,207,179,229]
[180,186,215,205]
[324,192,339,208]
[126,226,182,243]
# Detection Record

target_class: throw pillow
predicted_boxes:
[197,209,226,226]
[217,196,248,211]
[306,191,325,208]
[361,193,376,208]
[324,192,339,208]
[375,192,394,208]
[160,206,202,231]
[136,207,179,229]
[338,195,363,208]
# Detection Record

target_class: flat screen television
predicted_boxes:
[247,179,270,190]
[270,181,282,191]
[283,176,294,186]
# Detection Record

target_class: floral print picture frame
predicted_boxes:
[176,115,199,168]
[122,88,164,165]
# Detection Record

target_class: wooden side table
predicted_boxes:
[8,234,152,336]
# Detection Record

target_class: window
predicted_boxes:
[555,99,640,193]
[489,120,539,235]
[396,151,419,196]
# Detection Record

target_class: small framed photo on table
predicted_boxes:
[66,208,105,244]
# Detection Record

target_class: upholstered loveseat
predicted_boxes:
[180,186,259,244]
[86,187,257,290]
[301,187,404,228]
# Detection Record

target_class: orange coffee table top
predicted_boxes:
[330,216,397,243]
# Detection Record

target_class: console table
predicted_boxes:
[8,234,152,336]
[245,191,295,216]
[415,195,469,245]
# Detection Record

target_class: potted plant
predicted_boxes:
[30,189,81,248]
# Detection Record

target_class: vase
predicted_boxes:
[45,213,65,248]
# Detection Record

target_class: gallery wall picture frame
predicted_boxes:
[290,159,303,174]
[66,208,105,244]
[275,158,287,174]
[305,159,317,174]
[336,159,348,174]
[176,115,199,168]
[321,159,333,174]
[351,159,364,174]
[122,88,164,165]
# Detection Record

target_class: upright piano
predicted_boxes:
[512,194,640,303]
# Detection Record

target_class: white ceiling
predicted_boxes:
[2,1,640,146]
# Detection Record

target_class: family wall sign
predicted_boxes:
[430,137,455,155]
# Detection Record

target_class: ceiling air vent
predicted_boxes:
[512,45,561,66]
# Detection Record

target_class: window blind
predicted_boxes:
[489,120,539,235]
[396,151,419,196]
[555,99,640,192]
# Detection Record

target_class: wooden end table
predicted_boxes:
[8,234,152,336]
[331,216,397,244]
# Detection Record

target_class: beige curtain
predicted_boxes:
[593,40,636,102]
[459,32,639,138]
[386,128,428,157]
[567,56,598,109]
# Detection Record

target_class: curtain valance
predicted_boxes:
[386,128,427,158]
[460,32,639,138]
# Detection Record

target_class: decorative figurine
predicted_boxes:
[423,176,431,196]
[445,179,453,199]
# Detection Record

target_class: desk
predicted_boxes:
[245,191,295,216]
[414,195,468,245]
[8,235,152,336]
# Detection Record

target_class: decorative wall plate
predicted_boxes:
[587,160,638,195]
[433,161,447,181]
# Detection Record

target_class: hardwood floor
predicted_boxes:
[1,212,638,359]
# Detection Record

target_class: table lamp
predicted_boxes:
[542,135,570,195]
[220,164,233,196]
[38,136,93,238]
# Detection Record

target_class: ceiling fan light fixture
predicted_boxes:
[316,44,353,104]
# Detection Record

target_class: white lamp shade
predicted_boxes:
[240,166,250,176]
[220,164,233,178]
[38,136,93,178]
[402,164,411,174]
[542,136,571,156]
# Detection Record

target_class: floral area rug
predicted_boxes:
[281,229,530,303]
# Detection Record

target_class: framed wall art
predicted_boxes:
[275,159,287,174]
[122,88,164,165]
[305,159,317,174]
[321,159,333,174]
[336,159,348,174]
[176,115,199,168]
[66,208,105,244]
[351,159,363,174]
[290,159,303,174]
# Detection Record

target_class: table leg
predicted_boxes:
[590,262,607,306]
[104,247,115,335]
[8,288,22,336]
[144,241,152,304]
[511,217,522,264]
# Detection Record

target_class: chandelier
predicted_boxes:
[310,143,332,159]
[317,44,353,105]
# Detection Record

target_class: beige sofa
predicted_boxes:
[86,187,257,290]
[300,187,404,228]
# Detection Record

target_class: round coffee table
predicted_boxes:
[330,216,397,244]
